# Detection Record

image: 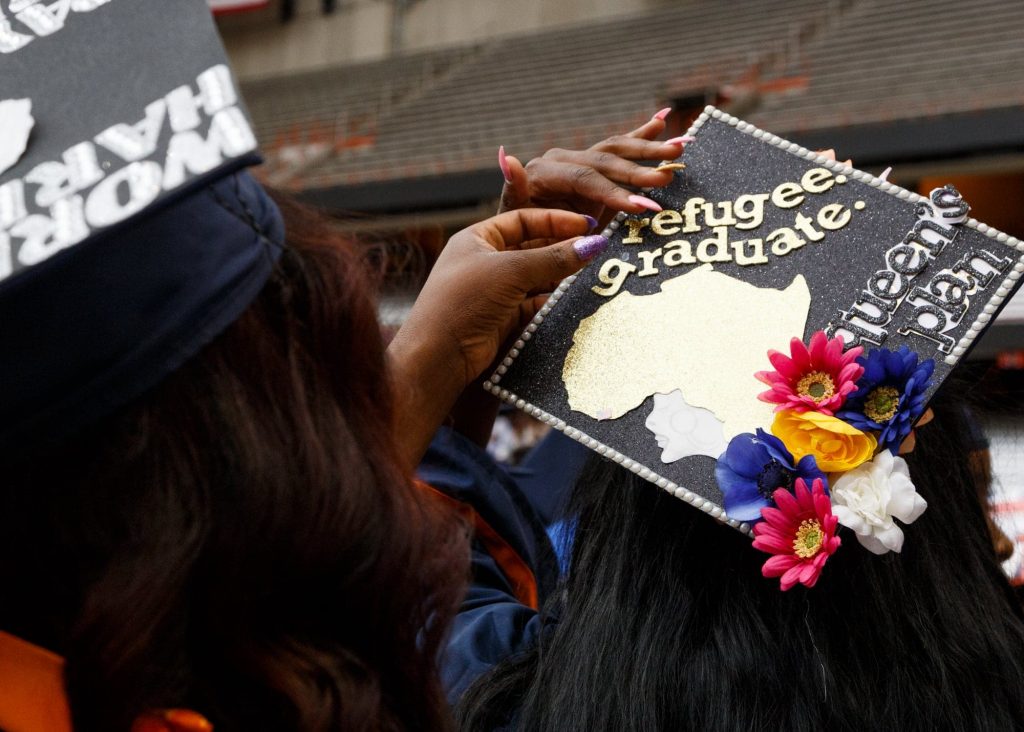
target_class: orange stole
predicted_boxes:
[0,630,72,732]
[414,480,540,610]
[0,482,532,730]
[0,631,213,732]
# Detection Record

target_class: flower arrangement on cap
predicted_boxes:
[716,330,934,590]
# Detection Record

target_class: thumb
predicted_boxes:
[508,233,610,290]
[498,152,531,213]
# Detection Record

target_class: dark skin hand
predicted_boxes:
[388,208,596,471]
[452,115,686,445]
[499,115,680,221]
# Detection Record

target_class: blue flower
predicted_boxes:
[715,429,827,524]
[838,346,934,454]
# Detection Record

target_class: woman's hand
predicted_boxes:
[416,112,688,452]
[498,112,691,224]
[388,208,603,468]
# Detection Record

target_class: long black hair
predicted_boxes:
[457,393,1024,731]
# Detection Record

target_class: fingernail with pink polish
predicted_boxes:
[652,107,672,121]
[666,135,696,145]
[583,214,599,230]
[498,145,512,183]
[628,194,663,212]
[574,235,610,261]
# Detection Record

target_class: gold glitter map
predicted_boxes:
[562,264,811,438]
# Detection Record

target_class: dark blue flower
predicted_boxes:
[715,429,827,524]
[838,346,934,454]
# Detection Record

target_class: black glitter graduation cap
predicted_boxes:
[488,106,1024,536]
[0,0,283,455]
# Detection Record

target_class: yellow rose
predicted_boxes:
[771,410,877,472]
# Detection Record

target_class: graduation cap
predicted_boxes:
[0,0,283,455]
[488,107,1024,587]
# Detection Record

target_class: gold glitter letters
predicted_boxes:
[594,168,862,298]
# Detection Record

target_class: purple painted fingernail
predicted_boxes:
[665,135,696,145]
[652,107,672,121]
[574,234,610,261]
[628,194,663,212]
[498,145,512,183]
[583,214,599,230]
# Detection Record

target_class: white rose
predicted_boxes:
[830,451,927,555]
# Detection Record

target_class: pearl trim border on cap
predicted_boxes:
[485,105,1024,537]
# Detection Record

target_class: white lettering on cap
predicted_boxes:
[84,160,163,228]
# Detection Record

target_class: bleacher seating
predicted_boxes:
[240,0,1024,191]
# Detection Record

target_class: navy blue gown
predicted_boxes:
[417,426,588,703]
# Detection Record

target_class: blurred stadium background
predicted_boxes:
[211,0,1024,579]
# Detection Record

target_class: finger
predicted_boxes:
[511,236,596,263]
[498,153,531,213]
[514,236,562,252]
[518,293,550,331]
[491,293,553,372]
[476,208,593,252]
[524,159,665,215]
[525,274,565,297]
[562,135,684,162]
[507,233,608,289]
[817,148,856,167]
[540,149,675,189]
[526,283,559,298]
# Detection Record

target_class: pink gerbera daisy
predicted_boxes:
[752,478,841,591]
[755,331,863,415]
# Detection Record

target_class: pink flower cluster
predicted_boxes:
[747,331,859,590]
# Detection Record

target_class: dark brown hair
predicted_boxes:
[0,196,468,730]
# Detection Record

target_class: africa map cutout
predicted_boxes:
[488,106,1024,533]
[564,264,810,438]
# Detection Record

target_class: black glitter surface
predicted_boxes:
[495,111,1024,519]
